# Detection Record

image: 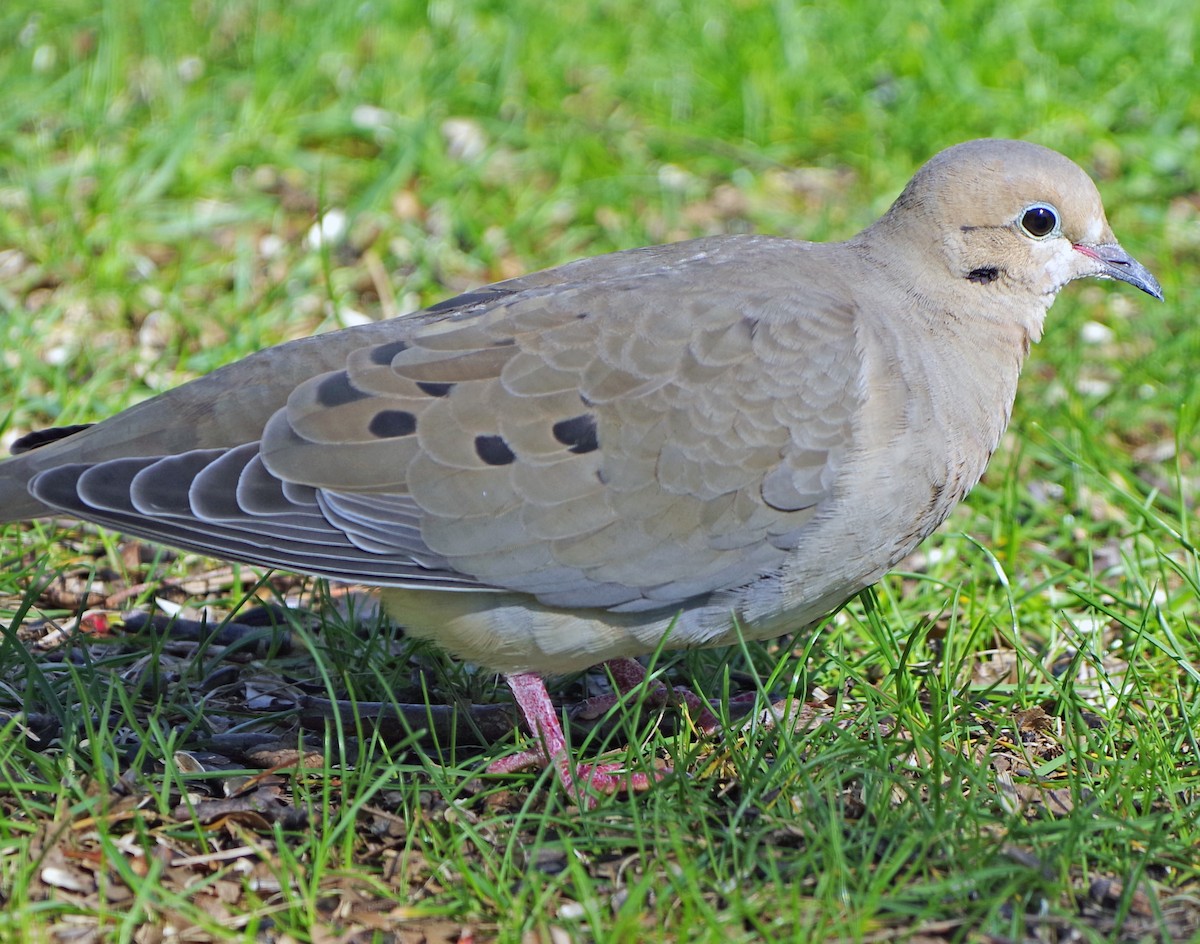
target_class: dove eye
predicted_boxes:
[1019,203,1059,239]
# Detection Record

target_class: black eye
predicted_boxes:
[1020,204,1059,239]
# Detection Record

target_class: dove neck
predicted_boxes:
[848,220,1049,352]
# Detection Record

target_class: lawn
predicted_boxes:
[1,0,1199,941]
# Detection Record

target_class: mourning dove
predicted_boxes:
[0,139,1161,799]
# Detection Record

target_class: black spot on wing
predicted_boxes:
[425,288,513,315]
[552,414,599,455]
[416,381,455,397]
[475,434,516,466]
[369,340,410,366]
[317,372,369,407]
[368,410,418,438]
[9,424,94,455]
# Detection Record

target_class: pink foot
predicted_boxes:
[573,657,724,732]
[487,672,666,805]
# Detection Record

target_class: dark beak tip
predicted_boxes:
[1130,268,1165,302]
[1086,242,1164,302]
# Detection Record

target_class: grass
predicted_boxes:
[2,0,1199,941]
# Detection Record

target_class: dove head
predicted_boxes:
[866,139,1162,334]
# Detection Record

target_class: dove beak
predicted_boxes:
[1074,242,1164,300]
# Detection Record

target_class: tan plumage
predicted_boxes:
[0,140,1162,797]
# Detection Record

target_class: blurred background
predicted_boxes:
[2,0,1196,446]
[2,2,1199,939]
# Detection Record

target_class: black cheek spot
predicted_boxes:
[368,410,418,438]
[416,381,455,397]
[369,340,410,366]
[475,434,516,466]
[552,414,599,455]
[317,373,369,407]
[967,267,999,285]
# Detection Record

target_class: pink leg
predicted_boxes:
[575,657,725,731]
[486,672,663,804]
